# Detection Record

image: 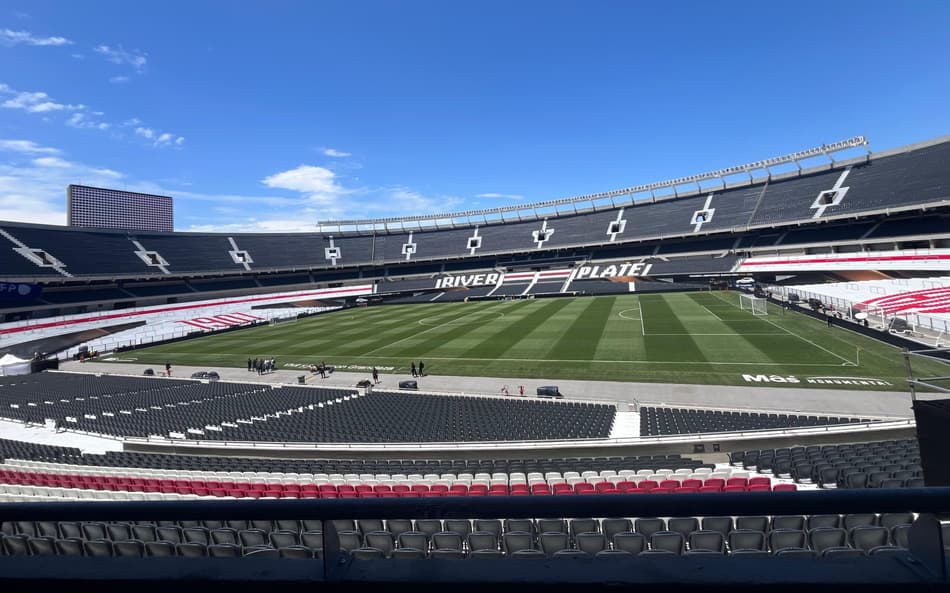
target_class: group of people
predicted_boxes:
[247,357,277,375]
[409,361,426,377]
[501,385,526,397]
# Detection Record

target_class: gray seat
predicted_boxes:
[145,541,176,557]
[880,513,914,530]
[569,519,600,538]
[635,518,666,539]
[269,530,299,548]
[330,519,355,532]
[83,539,114,557]
[54,538,84,556]
[59,522,83,539]
[639,549,677,556]
[467,531,499,552]
[869,545,905,556]
[504,519,535,536]
[357,520,385,535]
[239,529,270,548]
[364,531,396,557]
[820,546,865,558]
[469,549,504,559]
[613,532,646,554]
[806,515,841,530]
[668,517,699,539]
[430,549,466,559]
[505,531,537,555]
[602,519,632,542]
[728,529,766,552]
[444,520,472,538]
[512,549,546,559]
[392,548,425,559]
[775,548,816,558]
[397,532,428,552]
[474,520,503,537]
[182,527,210,545]
[700,517,733,537]
[735,516,768,532]
[595,549,634,558]
[771,516,805,531]
[176,543,208,557]
[227,520,250,531]
[132,525,157,542]
[537,519,567,534]
[553,550,590,558]
[275,519,301,532]
[539,532,570,556]
[301,531,324,549]
[278,546,313,559]
[36,522,58,538]
[208,543,242,557]
[731,549,771,558]
[300,519,323,532]
[843,514,878,531]
[650,531,684,555]
[414,520,443,539]
[576,532,607,555]
[850,526,889,552]
[114,540,145,557]
[26,536,55,556]
[82,522,108,541]
[14,521,36,537]
[768,529,805,552]
[688,530,724,553]
[202,520,227,530]
[432,532,463,551]
[156,526,183,544]
[106,523,132,541]
[386,519,413,538]
[808,528,847,553]
[211,528,238,545]
[250,520,274,533]
[244,548,279,558]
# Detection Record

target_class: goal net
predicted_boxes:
[739,294,768,316]
[269,315,298,326]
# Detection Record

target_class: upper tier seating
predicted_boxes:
[3,139,947,280]
[640,407,869,436]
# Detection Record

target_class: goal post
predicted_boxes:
[739,294,768,316]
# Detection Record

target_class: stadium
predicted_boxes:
[1,129,950,590]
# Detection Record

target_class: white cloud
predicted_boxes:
[123,117,142,126]
[0,139,60,154]
[134,126,183,147]
[109,75,129,84]
[175,136,185,146]
[32,156,72,168]
[0,29,72,46]
[262,165,347,206]
[67,112,109,130]
[155,132,173,144]
[475,192,524,200]
[134,126,154,139]
[321,148,351,158]
[1,88,82,113]
[94,44,147,72]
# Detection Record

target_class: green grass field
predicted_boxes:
[105,291,948,390]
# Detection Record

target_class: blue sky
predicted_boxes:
[0,1,948,231]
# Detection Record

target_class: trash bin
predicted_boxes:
[298,375,306,384]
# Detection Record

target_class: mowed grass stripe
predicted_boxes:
[640,294,707,362]
[593,295,643,362]
[459,298,574,359]
[381,300,531,358]
[546,296,616,361]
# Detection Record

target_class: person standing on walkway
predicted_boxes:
[372,366,379,384]
[165,362,172,377]
[410,362,417,378]
[418,361,425,376]
[519,385,524,397]
[247,358,252,372]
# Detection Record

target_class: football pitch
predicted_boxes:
[109,291,948,390]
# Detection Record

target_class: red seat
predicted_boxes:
[651,487,674,494]
[723,485,746,493]
[393,485,410,493]
[698,485,721,493]
[355,484,373,493]
[574,484,595,494]
[373,485,392,494]
[339,491,358,498]
[431,484,449,493]
[747,484,771,492]
[726,477,748,488]
[511,490,531,496]
[773,483,797,492]
[411,485,430,494]
[674,486,698,494]
[359,491,378,498]
[319,485,338,493]
[488,491,508,496]
[748,477,771,486]
[284,484,301,492]
[299,490,320,499]
[703,478,725,489]
[449,484,468,493]
[246,490,263,499]
[338,485,356,493]
[681,479,703,489]
[638,480,658,492]
[263,490,282,498]
[467,490,486,496]
[226,489,244,497]
[659,480,680,489]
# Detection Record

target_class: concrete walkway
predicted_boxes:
[63,360,916,419]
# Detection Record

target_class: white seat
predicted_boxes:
[581,471,598,479]
[599,470,617,479]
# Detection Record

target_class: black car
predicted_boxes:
[398,380,418,390]
[536,386,563,399]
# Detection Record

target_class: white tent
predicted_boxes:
[0,353,31,376]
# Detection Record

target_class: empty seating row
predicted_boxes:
[641,407,868,436]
